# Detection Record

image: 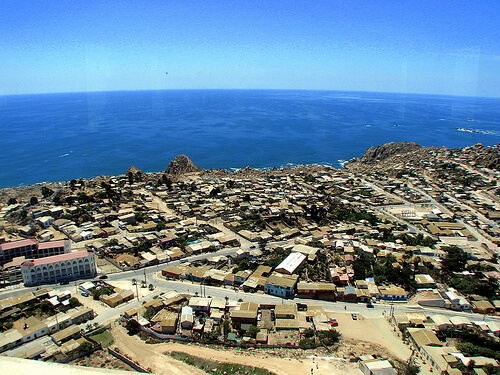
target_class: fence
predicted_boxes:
[108,348,150,373]
[139,325,193,342]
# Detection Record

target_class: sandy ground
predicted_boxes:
[96,257,122,274]
[71,350,136,372]
[331,312,412,360]
[111,325,363,375]
[108,311,415,375]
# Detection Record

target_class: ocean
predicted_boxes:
[0,89,499,189]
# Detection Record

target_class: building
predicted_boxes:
[264,273,298,299]
[415,274,437,289]
[230,302,258,328]
[296,282,336,300]
[275,252,307,275]
[20,250,96,286]
[188,297,211,313]
[359,359,397,375]
[101,290,134,308]
[0,239,71,265]
[378,286,407,301]
[472,300,496,314]
[420,345,460,375]
[407,328,442,351]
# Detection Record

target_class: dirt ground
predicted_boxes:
[71,350,136,372]
[105,304,413,375]
[111,324,365,375]
[331,312,412,360]
[96,257,121,274]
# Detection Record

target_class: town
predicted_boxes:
[0,141,499,375]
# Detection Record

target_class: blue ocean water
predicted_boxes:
[0,89,499,188]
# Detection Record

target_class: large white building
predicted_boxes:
[20,250,97,286]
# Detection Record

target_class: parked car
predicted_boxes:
[351,313,357,320]
[59,281,69,285]
[81,291,89,297]
[366,303,374,308]
[327,318,338,326]
[99,275,108,279]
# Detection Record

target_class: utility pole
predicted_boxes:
[135,282,140,302]
[143,268,147,285]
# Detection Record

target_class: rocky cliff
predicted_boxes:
[165,155,202,175]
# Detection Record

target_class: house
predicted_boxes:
[275,304,297,319]
[69,306,94,324]
[180,306,194,330]
[486,321,500,337]
[101,289,134,307]
[420,345,460,375]
[415,274,437,289]
[443,289,472,311]
[19,316,49,343]
[188,297,211,313]
[50,325,81,346]
[151,311,178,334]
[230,302,258,328]
[295,282,336,300]
[430,314,452,331]
[234,270,252,285]
[359,359,397,375]
[415,290,447,308]
[264,273,298,299]
[336,286,357,302]
[378,286,407,301]
[0,329,23,353]
[472,300,496,314]
[449,316,470,330]
[407,328,442,350]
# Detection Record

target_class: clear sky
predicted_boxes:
[1,1,499,97]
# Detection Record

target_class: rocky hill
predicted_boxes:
[165,155,202,175]
[127,166,147,182]
[358,142,423,164]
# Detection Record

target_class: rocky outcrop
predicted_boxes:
[466,143,500,170]
[359,142,423,164]
[165,155,202,175]
[127,166,147,182]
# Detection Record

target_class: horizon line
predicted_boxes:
[1,87,499,100]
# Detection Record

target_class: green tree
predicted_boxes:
[395,358,420,375]
[247,325,260,339]
[78,341,94,353]
[442,246,467,274]
[125,319,140,335]
[29,196,38,206]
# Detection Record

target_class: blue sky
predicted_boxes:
[1,1,499,97]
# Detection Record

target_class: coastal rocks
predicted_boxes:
[359,142,423,164]
[165,155,202,175]
[127,166,147,182]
